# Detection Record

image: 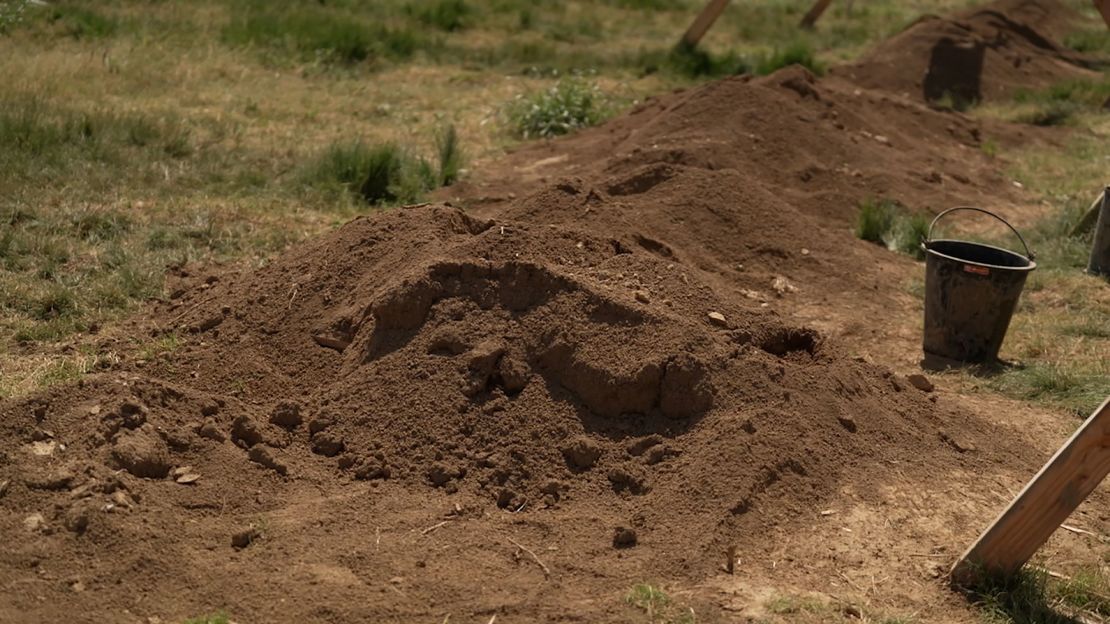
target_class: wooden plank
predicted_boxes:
[799,0,834,29]
[951,396,1110,587]
[680,0,732,48]
[1096,0,1110,29]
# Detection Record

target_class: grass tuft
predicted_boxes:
[972,567,1110,623]
[223,6,426,66]
[855,199,929,259]
[305,128,462,206]
[508,77,608,139]
[435,124,463,186]
[855,198,897,244]
[754,40,824,76]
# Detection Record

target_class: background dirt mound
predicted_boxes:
[833,0,1098,102]
[0,203,1011,621]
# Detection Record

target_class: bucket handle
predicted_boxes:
[925,206,1035,261]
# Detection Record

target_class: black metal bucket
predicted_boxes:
[1087,186,1110,277]
[922,207,1037,364]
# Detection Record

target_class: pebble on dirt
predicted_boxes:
[906,373,935,393]
[707,311,728,327]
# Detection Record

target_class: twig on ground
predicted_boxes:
[507,537,551,578]
[422,520,450,535]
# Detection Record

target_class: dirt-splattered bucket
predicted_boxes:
[921,207,1036,364]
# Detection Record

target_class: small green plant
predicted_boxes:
[435,124,463,186]
[636,43,748,78]
[855,198,897,244]
[855,199,929,259]
[888,212,929,260]
[754,40,824,76]
[508,77,608,139]
[970,567,1110,623]
[981,139,999,158]
[0,0,31,32]
[305,128,463,206]
[626,584,695,623]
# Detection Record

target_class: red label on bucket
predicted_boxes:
[963,264,990,276]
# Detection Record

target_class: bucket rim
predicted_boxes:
[922,238,1037,272]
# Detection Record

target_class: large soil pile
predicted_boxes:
[0,1,1080,622]
[2,201,1010,622]
[833,0,1098,103]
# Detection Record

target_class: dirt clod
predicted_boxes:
[613,526,638,548]
[111,430,172,479]
[561,436,603,471]
[907,374,935,392]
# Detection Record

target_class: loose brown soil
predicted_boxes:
[1,1,1103,622]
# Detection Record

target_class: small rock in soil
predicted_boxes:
[230,415,264,448]
[175,473,201,485]
[561,435,602,471]
[231,525,261,549]
[248,445,289,475]
[707,311,728,327]
[906,373,935,393]
[613,526,638,548]
[0,479,9,498]
[311,432,345,457]
[196,419,226,442]
[269,401,303,430]
[497,356,531,394]
[608,467,651,495]
[634,290,651,304]
[308,413,336,435]
[111,430,172,479]
[24,513,46,532]
[427,462,463,487]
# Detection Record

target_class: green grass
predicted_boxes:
[408,0,471,32]
[626,583,695,624]
[303,126,462,206]
[222,4,428,67]
[972,567,1110,623]
[854,199,928,259]
[507,77,610,139]
[754,40,824,76]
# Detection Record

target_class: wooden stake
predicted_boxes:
[800,0,834,29]
[680,0,732,48]
[951,396,1110,587]
[1095,0,1110,29]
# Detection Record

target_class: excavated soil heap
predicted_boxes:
[834,0,1098,103]
[0,205,1007,622]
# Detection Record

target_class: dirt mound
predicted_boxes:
[0,202,1008,621]
[833,0,1098,103]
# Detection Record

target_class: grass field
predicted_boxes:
[0,1,1106,402]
